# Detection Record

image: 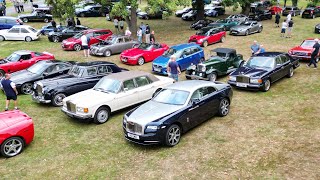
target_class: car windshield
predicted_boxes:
[245,57,275,69]
[28,27,37,33]
[196,29,209,36]
[153,89,190,105]
[27,61,49,74]
[138,43,152,50]
[241,21,251,26]
[300,40,315,47]
[84,6,92,10]
[73,32,84,38]
[105,36,117,44]
[285,7,292,10]
[162,48,182,58]
[216,19,227,23]
[68,66,84,77]
[5,53,21,62]
[93,78,121,93]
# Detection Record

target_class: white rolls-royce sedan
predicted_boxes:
[61,71,175,124]
[0,25,40,42]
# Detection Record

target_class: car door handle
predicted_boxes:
[188,105,199,111]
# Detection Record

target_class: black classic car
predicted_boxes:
[249,10,272,21]
[75,5,106,17]
[32,61,128,106]
[228,52,299,92]
[302,6,320,18]
[190,19,214,30]
[282,6,302,16]
[18,12,53,23]
[9,60,74,95]
[137,11,164,20]
[186,48,244,81]
[47,25,89,42]
[123,80,233,146]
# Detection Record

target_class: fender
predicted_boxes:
[206,68,218,75]
[234,60,245,68]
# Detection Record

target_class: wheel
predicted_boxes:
[258,27,263,33]
[208,72,217,82]
[22,18,28,23]
[215,13,218,17]
[145,16,149,20]
[0,70,5,78]
[286,67,294,78]
[73,44,82,51]
[101,12,106,17]
[218,98,230,117]
[44,18,49,23]
[220,36,226,43]
[165,124,181,147]
[262,79,271,92]
[80,13,85,17]
[52,36,60,43]
[245,30,249,36]
[52,93,66,107]
[93,107,110,124]
[0,35,4,41]
[25,36,32,42]
[104,50,111,57]
[21,83,33,94]
[0,137,25,158]
[202,41,208,47]
[137,57,145,65]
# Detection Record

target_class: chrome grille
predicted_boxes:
[36,84,43,95]
[66,101,76,113]
[197,64,205,72]
[236,76,249,83]
[126,122,143,135]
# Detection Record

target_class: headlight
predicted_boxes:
[229,76,236,81]
[77,107,88,113]
[123,116,127,124]
[250,78,262,84]
[201,66,206,72]
[146,126,158,130]
[199,39,203,43]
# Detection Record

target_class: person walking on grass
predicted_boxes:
[280,20,287,37]
[137,27,142,43]
[275,12,280,27]
[286,12,292,23]
[286,18,294,38]
[76,18,81,25]
[167,55,181,82]
[307,39,320,69]
[113,17,119,33]
[1,73,18,111]
[145,24,150,43]
[125,27,131,37]
[81,34,90,57]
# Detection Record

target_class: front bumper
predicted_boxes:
[188,40,202,45]
[152,66,167,75]
[289,54,311,61]
[228,80,262,90]
[185,71,208,80]
[230,30,245,36]
[61,43,74,50]
[120,56,138,65]
[123,127,165,145]
[90,49,104,56]
[61,107,92,119]
[32,94,51,104]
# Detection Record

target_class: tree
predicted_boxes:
[193,0,205,20]
[224,0,256,16]
[291,0,298,6]
[46,0,79,21]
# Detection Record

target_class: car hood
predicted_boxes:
[0,111,31,129]
[231,25,250,30]
[48,31,62,36]
[127,100,184,127]
[137,12,147,16]
[39,74,85,88]
[0,120,8,129]
[153,56,170,66]
[64,89,114,107]
[10,70,38,84]
[231,66,268,77]
[205,57,225,65]
[0,29,8,34]
[63,37,79,43]
[121,48,146,57]
[91,42,112,48]
[189,34,207,41]
[290,46,312,52]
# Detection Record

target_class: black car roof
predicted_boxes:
[75,61,115,66]
[211,48,236,54]
[255,52,286,57]
[39,60,75,64]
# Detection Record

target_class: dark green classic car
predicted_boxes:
[185,48,244,81]
[208,19,241,31]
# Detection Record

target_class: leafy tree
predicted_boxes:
[224,0,255,15]
[193,0,205,20]
[291,0,298,6]
[46,0,79,21]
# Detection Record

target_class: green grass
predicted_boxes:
[0,1,320,179]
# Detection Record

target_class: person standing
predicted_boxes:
[67,18,73,27]
[125,27,131,37]
[286,12,292,23]
[137,28,142,43]
[280,20,287,37]
[145,24,150,43]
[19,0,24,12]
[13,0,20,13]
[1,73,19,111]
[0,3,4,16]
[139,22,146,41]
[250,40,260,55]
[275,12,280,27]
[76,17,81,25]
[51,19,56,31]
[81,34,89,57]
[113,18,119,33]
[286,18,294,38]
[167,55,181,82]
[307,39,320,69]
[150,30,155,44]
[119,18,124,33]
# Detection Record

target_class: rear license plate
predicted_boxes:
[154,67,161,72]
[128,133,139,140]
[236,82,248,87]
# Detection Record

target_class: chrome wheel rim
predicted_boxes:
[97,109,108,123]
[44,18,48,23]
[3,139,23,157]
[74,44,81,51]
[209,74,217,82]
[203,41,208,47]
[289,67,293,77]
[264,80,270,91]
[0,36,4,41]
[53,36,59,43]
[23,18,28,23]
[54,94,66,106]
[220,99,229,116]
[105,50,111,57]
[221,36,225,42]
[26,37,32,42]
[168,126,180,146]
[22,83,32,94]
[138,58,144,65]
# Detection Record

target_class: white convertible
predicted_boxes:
[61,71,174,124]
[0,25,40,42]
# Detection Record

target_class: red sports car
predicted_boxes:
[61,29,113,51]
[120,43,169,65]
[269,6,283,15]
[0,50,55,78]
[288,38,320,62]
[188,27,226,47]
[0,110,34,158]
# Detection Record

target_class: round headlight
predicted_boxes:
[229,76,236,81]
[201,66,206,72]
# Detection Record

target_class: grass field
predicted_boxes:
[0,2,320,179]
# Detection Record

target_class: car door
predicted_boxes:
[123,37,134,51]
[271,56,286,82]
[280,55,291,78]
[112,37,124,54]
[14,54,33,72]
[178,48,193,70]
[64,27,76,38]
[134,76,154,102]
[114,78,139,110]
[6,27,20,40]
[251,21,259,32]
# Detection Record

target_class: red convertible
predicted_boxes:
[120,43,169,65]
[0,50,55,78]
[61,29,113,51]
[0,110,34,158]
[288,38,320,62]
[188,27,226,47]
[269,6,283,15]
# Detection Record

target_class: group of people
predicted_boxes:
[137,22,155,44]
[275,12,294,38]
[113,17,125,33]
[12,0,25,13]
[0,1,6,16]
[250,40,265,55]
[66,17,81,27]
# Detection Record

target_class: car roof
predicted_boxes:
[165,80,228,92]
[83,29,110,33]
[76,61,115,66]
[14,50,32,55]
[171,43,200,50]
[12,25,34,28]
[255,52,285,57]
[109,34,129,38]
[0,16,19,20]
[211,48,236,54]
[105,71,158,82]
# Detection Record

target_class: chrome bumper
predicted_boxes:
[61,107,92,119]
[32,94,51,104]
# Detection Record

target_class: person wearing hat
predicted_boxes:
[307,39,320,69]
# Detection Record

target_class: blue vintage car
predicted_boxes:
[152,43,205,75]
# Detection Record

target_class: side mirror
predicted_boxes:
[191,98,199,105]
[19,59,23,62]
[124,87,129,91]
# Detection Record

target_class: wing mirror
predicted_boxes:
[19,59,23,62]
[191,98,200,105]
[124,87,129,91]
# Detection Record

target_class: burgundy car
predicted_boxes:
[0,110,34,158]
[188,27,226,47]
[61,29,113,51]
[288,38,320,62]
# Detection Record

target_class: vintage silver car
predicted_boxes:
[229,21,263,36]
[90,35,139,57]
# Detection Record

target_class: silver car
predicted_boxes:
[226,14,249,22]
[229,21,263,36]
[90,35,139,57]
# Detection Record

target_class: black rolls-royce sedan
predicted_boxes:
[123,80,233,146]
[47,25,89,42]
[32,61,128,106]
[228,52,299,92]
[19,12,53,23]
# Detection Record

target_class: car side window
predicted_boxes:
[8,28,20,33]
[202,87,216,97]
[183,48,192,56]
[275,56,282,65]
[117,37,124,43]
[123,79,136,91]
[135,76,150,87]
[55,64,69,71]
[0,19,5,23]
[21,28,29,33]
[191,88,203,100]
[44,65,56,74]
[280,55,289,63]
[124,37,131,42]
[20,54,32,60]
[34,52,43,56]
[97,65,112,74]
[87,66,97,76]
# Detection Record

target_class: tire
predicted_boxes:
[52,93,66,107]
[202,41,208,47]
[73,44,82,51]
[215,13,218,17]
[0,70,5,78]
[262,79,271,92]
[25,36,32,42]
[44,18,49,23]
[286,67,294,78]
[0,137,25,158]
[52,36,60,43]
[22,18,28,23]
[80,13,85,17]
[93,106,110,124]
[258,27,263,33]
[220,36,226,43]
[0,35,4,41]
[21,83,33,95]
[245,30,249,36]
[137,57,145,65]
[165,124,181,147]
[104,50,111,57]
[218,98,230,117]
[208,72,217,82]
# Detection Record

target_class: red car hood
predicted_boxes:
[63,37,80,44]
[42,51,55,59]
[121,48,148,57]
[0,110,31,129]
[189,35,207,41]
[289,46,312,53]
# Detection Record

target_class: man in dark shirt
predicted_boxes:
[145,24,150,43]
[308,39,320,68]
[275,12,280,27]
[167,55,181,82]
[1,73,18,111]
[286,19,294,38]
[150,30,155,44]
[76,18,81,25]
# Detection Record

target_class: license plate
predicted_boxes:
[199,73,203,76]
[236,82,248,87]
[154,67,161,72]
[128,133,139,140]
[121,58,127,62]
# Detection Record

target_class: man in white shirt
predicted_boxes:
[280,20,287,37]
[81,34,89,57]
[286,12,292,23]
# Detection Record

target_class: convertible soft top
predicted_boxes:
[211,48,236,54]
